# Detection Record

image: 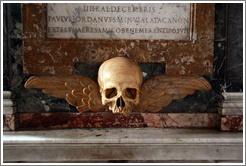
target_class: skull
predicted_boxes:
[98,57,143,115]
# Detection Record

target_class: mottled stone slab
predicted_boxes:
[18,113,219,129]
[3,129,243,162]
[3,114,18,131]
[221,116,243,131]
[47,3,191,40]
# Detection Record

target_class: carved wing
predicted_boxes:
[135,75,212,112]
[24,75,105,112]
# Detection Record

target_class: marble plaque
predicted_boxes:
[47,3,191,40]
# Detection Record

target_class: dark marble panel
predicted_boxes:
[8,3,22,37]
[138,63,165,81]
[159,90,222,113]
[212,3,243,93]
[213,41,226,82]
[224,79,243,92]
[212,4,227,93]
[4,3,23,91]
[214,4,227,41]
[3,4,9,90]
[74,62,101,82]
[9,38,23,91]
[226,3,243,92]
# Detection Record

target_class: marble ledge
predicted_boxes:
[3,128,242,144]
[3,129,243,162]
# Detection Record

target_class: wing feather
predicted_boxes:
[135,75,211,112]
[24,75,105,112]
[71,90,86,98]
[66,93,79,106]
[76,105,90,112]
[65,82,84,91]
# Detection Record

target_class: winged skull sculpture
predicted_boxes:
[25,57,212,115]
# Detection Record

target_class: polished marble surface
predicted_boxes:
[3,128,243,162]
[4,128,242,144]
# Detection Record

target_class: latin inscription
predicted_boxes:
[47,3,191,40]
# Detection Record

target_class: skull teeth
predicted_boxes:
[113,106,123,113]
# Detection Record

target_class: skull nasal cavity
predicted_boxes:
[117,97,125,108]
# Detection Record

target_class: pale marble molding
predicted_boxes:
[3,91,17,131]
[3,91,12,99]
[222,92,243,101]
[3,99,15,107]
[3,129,243,163]
[3,107,16,115]
[3,91,16,115]
[219,92,243,116]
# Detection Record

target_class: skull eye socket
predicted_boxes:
[125,88,137,99]
[105,88,117,99]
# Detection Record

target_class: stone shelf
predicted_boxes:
[3,128,243,163]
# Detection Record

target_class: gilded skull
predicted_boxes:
[98,57,143,115]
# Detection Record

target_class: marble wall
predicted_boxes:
[2,3,243,129]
